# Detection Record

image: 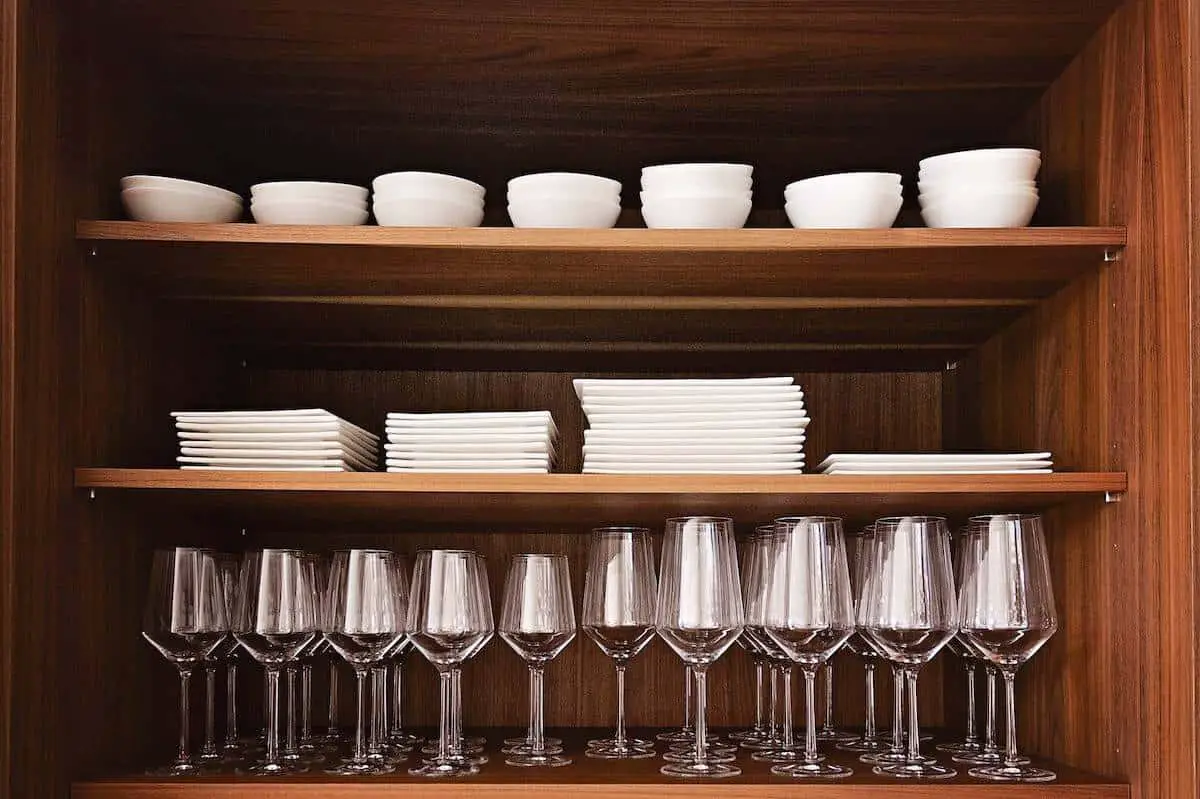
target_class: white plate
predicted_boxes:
[172,408,334,419]
[583,442,803,455]
[385,441,552,454]
[583,401,806,415]
[585,430,806,443]
[386,456,549,466]
[823,468,1053,475]
[172,410,377,441]
[819,460,1052,471]
[176,420,380,441]
[182,465,350,472]
[580,387,805,404]
[386,433,554,446]
[180,446,377,469]
[386,466,549,473]
[573,377,793,398]
[177,456,376,470]
[386,412,557,435]
[583,465,804,474]
[817,452,1052,468]
[180,437,378,459]
[177,429,372,443]
[587,414,810,428]
[586,452,803,463]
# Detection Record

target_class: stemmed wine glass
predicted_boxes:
[761,517,856,779]
[958,514,1059,782]
[407,549,493,777]
[388,637,422,748]
[323,548,407,775]
[499,554,576,767]
[142,547,230,776]
[817,664,857,742]
[938,527,984,758]
[583,527,658,759]
[656,516,744,779]
[213,553,246,757]
[233,548,320,776]
[838,526,890,755]
[859,516,958,779]
[729,525,774,746]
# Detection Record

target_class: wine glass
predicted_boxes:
[388,637,422,748]
[762,517,855,779]
[656,516,744,778]
[233,548,319,776]
[937,527,984,758]
[582,527,658,759]
[213,553,246,757]
[729,525,773,746]
[142,547,230,776]
[958,514,1058,782]
[859,516,957,779]
[817,664,857,742]
[838,526,890,755]
[407,549,492,777]
[499,554,576,767]
[322,549,407,775]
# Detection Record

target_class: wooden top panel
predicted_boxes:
[75,469,1126,528]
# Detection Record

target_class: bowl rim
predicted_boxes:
[121,185,243,206]
[120,175,241,203]
[919,147,1042,170]
[372,171,485,195]
[250,180,369,196]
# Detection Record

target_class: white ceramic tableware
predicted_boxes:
[507,172,621,201]
[917,186,1038,211]
[640,196,752,229]
[250,198,369,225]
[372,171,485,201]
[921,191,1039,228]
[250,181,368,205]
[784,172,901,201]
[121,187,242,223]
[373,196,484,227]
[507,197,621,228]
[785,192,903,229]
[917,148,1041,183]
[120,175,241,204]
[640,163,753,195]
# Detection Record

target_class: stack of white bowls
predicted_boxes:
[251,181,369,225]
[784,172,903,229]
[120,176,243,223]
[640,163,753,229]
[372,172,485,227]
[507,173,621,228]
[918,148,1041,228]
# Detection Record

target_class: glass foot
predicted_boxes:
[390,731,423,747]
[740,735,781,750]
[503,742,564,755]
[506,752,572,767]
[327,759,396,776]
[146,760,206,777]
[838,736,891,753]
[970,764,1057,782]
[728,728,769,742]
[874,761,957,779]
[410,758,480,777]
[504,735,562,747]
[660,761,741,779]
[953,748,1029,766]
[772,761,854,779]
[422,741,485,756]
[752,747,822,764]
[240,759,308,776]
[937,740,982,755]
[586,742,656,759]
[656,728,695,743]
[861,749,932,765]
[588,735,654,750]
[816,727,859,743]
[662,747,736,764]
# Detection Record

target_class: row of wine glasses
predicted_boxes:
[141,512,1057,782]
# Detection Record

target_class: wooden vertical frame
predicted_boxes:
[0,0,16,790]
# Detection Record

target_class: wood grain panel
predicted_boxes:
[0,0,15,790]
[947,0,1199,796]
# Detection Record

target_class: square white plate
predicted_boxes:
[583,401,806,416]
[385,441,552,454]
[176,420,380,441]
[580,387,805,405]
[823,468,1053,475]
[386,466,550,473]
[582,465,804,474]
[584,430,806,444]
[819,460,1052,472]
[573,377,793,398]
[585,452,803,464]
[182,465,350,472]
[179,436,378,459]
[583,442,803,455]
[386,411,557,435]
[177,456,377,470]
[817,452,1052,468]
[172,410,377,440]
[180,446,377,470]
[587,414,810,429]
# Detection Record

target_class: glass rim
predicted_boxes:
[510,552,568,560]
[967,512,1043,523]
[258,547,306,554]
[414,548,482,557]
[591,526,651,535]
[874,515,948,526]
[664,515,734,524]
[775,515,844,525]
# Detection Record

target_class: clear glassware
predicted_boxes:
[937,528,983,757]
[656,516,745,779]
[859,516,958,779]
[322,548,406,776]
[498,554,576,767]
[233,548,319,776]
[839,526,890,755]
[582,527,658,759]
[729,525,774,745]
[958,514,1059,782]
[387,637,422,748]
[407,549,493,777]
[742,662,782,751]
[655,668,696,743]
[761,517,856,779]
[142,547,230,776]
[816,663,857,742]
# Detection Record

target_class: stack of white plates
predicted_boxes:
[385,411,557,473]
[576,377,808,474]
[817,452,1053,475]
[172,409,379,471]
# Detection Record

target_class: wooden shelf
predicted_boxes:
[74,468,1127,527]
[77,223,1125,371]
[71,729,1128,798]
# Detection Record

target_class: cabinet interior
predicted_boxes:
[3,0,1194,797]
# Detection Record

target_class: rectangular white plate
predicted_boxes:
[583,443,803,455]
[180,446,377,470]
[386,466,550,473]
[177,429,372,443]
[386,457,550,468]
[819,460,1052,471]
[583,401,807,416]
[172,408,332,418]
[583,465,804,474]
[823,468,1053,475]
[587,415,810,429]
[580,387,805,404]
[177,456,377,470]
[173,410,377,441]
[385,441,552,454]
[387,411,557,436]
[574,377,793,398]
[585,453,804,464]
[585,430,806,443]
[817,452,1053,468]
[176,420,379,441]
[386,435,554,449]
[182,465,350,472]
[180,436,377,460]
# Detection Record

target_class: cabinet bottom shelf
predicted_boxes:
[73,728,1127,798]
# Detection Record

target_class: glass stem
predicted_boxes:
[437,668,452,762]
[177,667,193,764]
[1002,669,1021,767]
[531,665,547,755]
[327,662,340,735]
[890,665,904,752]
[781,666,795,748]
[203,664,217,754]
[752,659,765,733]
[451,668,464,755]
[964,663,978,745]
[370,667,384,755]
[391,660,404,737]
[905,667,922,764]
[353,667,368,763]
[821,663,834,732]
[224,662,239,747]
[804,667,820,764]
[265,667,281,765]
[683,665,693,731]
[614,663,629,745]
[285,667,298,755]
[301,663,313,743]
[984,668,998,752]
[863,660,877,739]
[693,666,709,763]
[769,664,779,739]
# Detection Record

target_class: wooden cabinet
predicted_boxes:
[1,0,1195,797]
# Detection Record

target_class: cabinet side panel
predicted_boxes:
[957,0,1196,795]
[0,0,15,790]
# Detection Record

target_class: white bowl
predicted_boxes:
[373,196,484,227]
[642,163,753,179]
[372,171,485,202]
[641,163,753,195]
[641,196,752,229]
[785,172,901,197]
[920,191,1039,228]
[785,193,903,229]
[508,197,621,228]
[121,186,243,223]
[785,178,902,208]
[374,187,485,208]
[251,198,369,225]
[120,175,241,205]
[507,172,621,202]
[918,178,1037,196]
[250,181,369,205]
[918,148,1041,183]
[918,186,1038,211]
[640,190,753,204]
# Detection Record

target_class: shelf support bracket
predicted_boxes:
[88,489,96,501]
[1104,490,1124,504]
[1103,247,1123,263]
